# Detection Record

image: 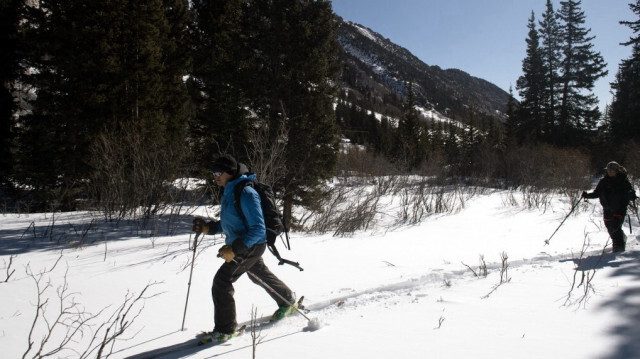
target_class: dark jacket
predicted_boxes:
[584,173,635,215]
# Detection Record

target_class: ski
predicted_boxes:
[124,297,309,358]
[270,296,306,322]
[197,324,247,346]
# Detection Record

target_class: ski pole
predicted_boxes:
[181,231,201,331]
[226,257,312,322]
[544,195,583,245]
[631,200,640,223]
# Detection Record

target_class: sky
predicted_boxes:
[330,0,636,111]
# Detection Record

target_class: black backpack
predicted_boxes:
[233,179,303,271]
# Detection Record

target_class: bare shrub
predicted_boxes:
[87,123,191,223]
[22,258,162,359]
[304,184,380,237]
[397,179,471,225]
[302,173,482,235]
[462,255,488,278]
[563,231,607,308]
[332,188,380,236]
[615,140,640,178]
[250,306,264,359]
[245,119,288,189]
[498,252,510,284]
[504,144,591,191]
[337,146,398,179]
[482,252,511,299]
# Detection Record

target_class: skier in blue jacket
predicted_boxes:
[192,154,296,342]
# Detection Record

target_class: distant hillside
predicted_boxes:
[336,17,510,123]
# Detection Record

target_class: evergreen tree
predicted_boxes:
[0,0,23,188]
[516,11,545,143]
[396,82,423,170]
[375,116,395,156]
[18,0,193,210]
[556,0,607,145]
[460,109,479,175]
[609,0,640,141]
[190,0,251,161]
[242,0,340,224]
[191,0,340,226]
[281,0,340,219]
[444,120,460,174]
[504,85,519,146]
[538,0,563,142]
[18,1,105,207]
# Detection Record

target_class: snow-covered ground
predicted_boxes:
[2,185,639,359]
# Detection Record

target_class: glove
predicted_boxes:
[581,191,588,199]
[218,245,235,263]
[192,218,218,234]
[192,218,208,234]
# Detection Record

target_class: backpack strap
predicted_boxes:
[233,180,303,271]
[232,179,251,228]
[267,238,304,271]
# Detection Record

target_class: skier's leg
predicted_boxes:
[247,258,294,306]
[604,214,626,251]
[212,261,242,333]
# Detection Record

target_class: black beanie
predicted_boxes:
[211,154,238,174]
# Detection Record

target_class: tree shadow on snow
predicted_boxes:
[0,213,198,257]
[559,252,634,272]
[558,247,640,359]
[595,249,640,359]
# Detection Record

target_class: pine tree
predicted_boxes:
[0,0,23,188]
[609,0,640,141]
[396,81,423,170]
[556,0,607,145]
[18,0,193,210]
[17,0,104,207]
[504,85,519,147]
[191,0,340,225]
[244,0,340,224]
[515,11,545,143]
[375,116,395,157]
[461,109,479,175]
[444,120,460,175]
[190,0,251,161]
[538,0,563,142]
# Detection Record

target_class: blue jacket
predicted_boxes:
[213,173,266,249]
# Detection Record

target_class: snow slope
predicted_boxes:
[2,188,639,359]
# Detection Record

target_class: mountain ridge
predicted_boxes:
[336,17,510,123]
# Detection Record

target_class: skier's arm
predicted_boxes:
[583,180,603,199]
[625,179,637,201]
[236,187,266,249]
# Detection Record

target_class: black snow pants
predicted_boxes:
[212,242,294,334]
[604,211,627,251]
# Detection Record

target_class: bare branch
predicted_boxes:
[2,255,16,283]
[21,258,163,359]
[250,306,264,359]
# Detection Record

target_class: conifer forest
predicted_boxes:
[2,0,640,220]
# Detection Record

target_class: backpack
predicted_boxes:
[233,179,303,271]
